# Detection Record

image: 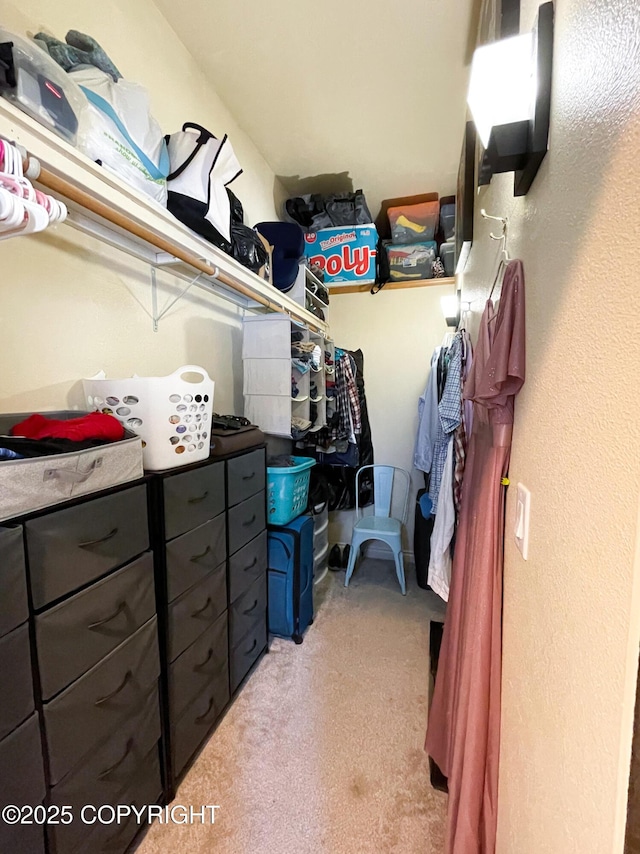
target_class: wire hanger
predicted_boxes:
[481,209,510,302]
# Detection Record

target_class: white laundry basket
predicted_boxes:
[83,365,214,471]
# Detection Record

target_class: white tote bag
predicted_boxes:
[165,123,242,245]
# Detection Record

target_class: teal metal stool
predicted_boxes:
[344,465,411,595]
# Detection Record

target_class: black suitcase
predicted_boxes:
[414,487,435,590]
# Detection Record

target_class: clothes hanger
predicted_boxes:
[480,209,510,307]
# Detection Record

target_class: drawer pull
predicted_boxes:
[243,557,258,572]
[245,638,258,656]
[188,491,209,504]
[242,471,256,481]
[243,599,259,616]
[88,601,127,630]
[191,597,213,618]
[242,514,256,527]
[193,648,214,672]
[78,527,119,548]
[190,545,212,563]
[95,670,133,706]
[195,696,216,724]
[98,738,134,779]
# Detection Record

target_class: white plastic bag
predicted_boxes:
[71,67,169,205]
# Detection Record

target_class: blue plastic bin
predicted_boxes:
[267,457,316,526]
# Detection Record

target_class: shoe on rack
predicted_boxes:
[328,544,342,571]
[341,544,351,569]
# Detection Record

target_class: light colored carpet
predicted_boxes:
[137,558,447,854]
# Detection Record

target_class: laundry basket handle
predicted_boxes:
[174,365,211,383]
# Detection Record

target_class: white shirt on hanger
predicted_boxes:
[428,436,455,601]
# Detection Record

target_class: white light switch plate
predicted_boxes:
[515,483,531,559]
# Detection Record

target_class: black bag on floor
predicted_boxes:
[414,488,435,590]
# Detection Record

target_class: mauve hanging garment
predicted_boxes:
[425,260,526,854]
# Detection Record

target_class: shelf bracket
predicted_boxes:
[150,268,205,331]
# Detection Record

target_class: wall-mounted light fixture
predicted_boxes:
[467,1,554,196]
[441,294,459,328]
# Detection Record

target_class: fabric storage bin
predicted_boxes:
[440,204,456,242]
[388,201,439,244]
[83,365,214,471]
[266,457,315,526]
[0,411,143,524]
[440,242,456,277]
[387,242,437,281]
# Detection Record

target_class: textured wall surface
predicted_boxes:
[460,1,640,852]
[328,285,452,555]
[0,0,284,414]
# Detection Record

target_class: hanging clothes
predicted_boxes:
[427,436,455,598]
[453,330,473,514]
[425,260,526,854]
[414,347,441,474]
[429,333,462,516]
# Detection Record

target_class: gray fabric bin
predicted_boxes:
[0,411,143,523]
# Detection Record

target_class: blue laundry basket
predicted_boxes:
[267,457,315,526]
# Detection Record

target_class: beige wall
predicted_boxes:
[328,284,453,558]
[459,0,640,851]
[0,0,285,414]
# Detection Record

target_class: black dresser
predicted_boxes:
[0,445,269,852]
[149,446,268,794]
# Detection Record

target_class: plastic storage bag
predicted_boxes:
[70,66,169,205]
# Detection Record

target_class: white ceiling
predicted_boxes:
[155,0,476,218]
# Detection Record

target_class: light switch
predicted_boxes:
[515,483,531,559]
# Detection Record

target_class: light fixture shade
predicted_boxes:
[467,33,536,149]
[441,295,459,327]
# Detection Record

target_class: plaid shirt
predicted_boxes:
[332,354,361,441]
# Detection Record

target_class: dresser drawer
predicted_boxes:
[44,617,159,785]
[228,491,266,555]
[26,485,149,609]
[69,745,161,854]
[163,462,225,541]
[1,821,45,854]
[0,712,45,808]
[0,622,34,740]
[168,564,227,661]
[0,526,28,637]
[37,552,155,701]
[227,449,266,507]
[228,530,267,603]
[170,611,228,720]
[230,574,267,649]
[230,617,267,694]
[49,687,160,854]
[166,514,226,602]
[172,677,230,778]
[0,715,46,854]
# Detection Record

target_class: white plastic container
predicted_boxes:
[83,365,214,471]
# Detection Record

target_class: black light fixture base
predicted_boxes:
[476,1,554,196]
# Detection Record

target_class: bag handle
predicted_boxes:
[80,86,169,181]
[166,123,216,182]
